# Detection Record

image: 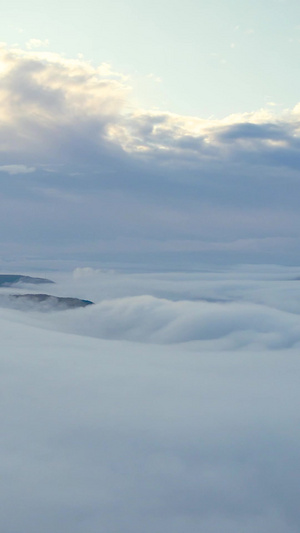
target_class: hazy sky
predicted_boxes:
[2,0,300,117]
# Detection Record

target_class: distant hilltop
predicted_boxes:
[0,274,54,286]
[10,293,94,310]
[0,274,94,311]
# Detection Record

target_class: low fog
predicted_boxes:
[2,265,300,532]
[4,265,300,350]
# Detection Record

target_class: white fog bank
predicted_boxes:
[2,265,300,533]
[1,313,300,533]
[5,265,300,351]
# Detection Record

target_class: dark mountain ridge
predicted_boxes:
[0,274,54,286]
[0,274,94,311]
[9,293,94,310]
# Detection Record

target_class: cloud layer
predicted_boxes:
[0,44,300,263]
[3,265,300,351]
[2,265,300,533]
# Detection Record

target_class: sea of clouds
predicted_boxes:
[2,264,300,532]
[4,264,300,350]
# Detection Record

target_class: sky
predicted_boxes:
[3,0,300,117]
[1,1,300,268]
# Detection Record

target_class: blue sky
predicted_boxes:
[1,1,300,267]
[3,0,300,117]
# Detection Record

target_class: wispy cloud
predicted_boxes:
[0,164,35,174]
[26,38,49,50]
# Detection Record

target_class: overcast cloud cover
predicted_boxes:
[0,44,300,264]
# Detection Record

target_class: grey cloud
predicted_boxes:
[216,121,290,141]
[0,46,300,261]
[3,57,65,112]
[175,134,205,150]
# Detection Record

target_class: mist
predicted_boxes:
[1,264,300,532]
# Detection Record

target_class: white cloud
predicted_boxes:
[4,266,300,351]
[146,73,162,83]
[0,164,35,174]
[73,266,111,279]
[0,43,299,261]
[33,293,300,349]
[1,267,300,532]
[26,38,50,49]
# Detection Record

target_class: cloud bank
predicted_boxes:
[2,265,300,533]
[4,265,300,351]
[0,44,300,263]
